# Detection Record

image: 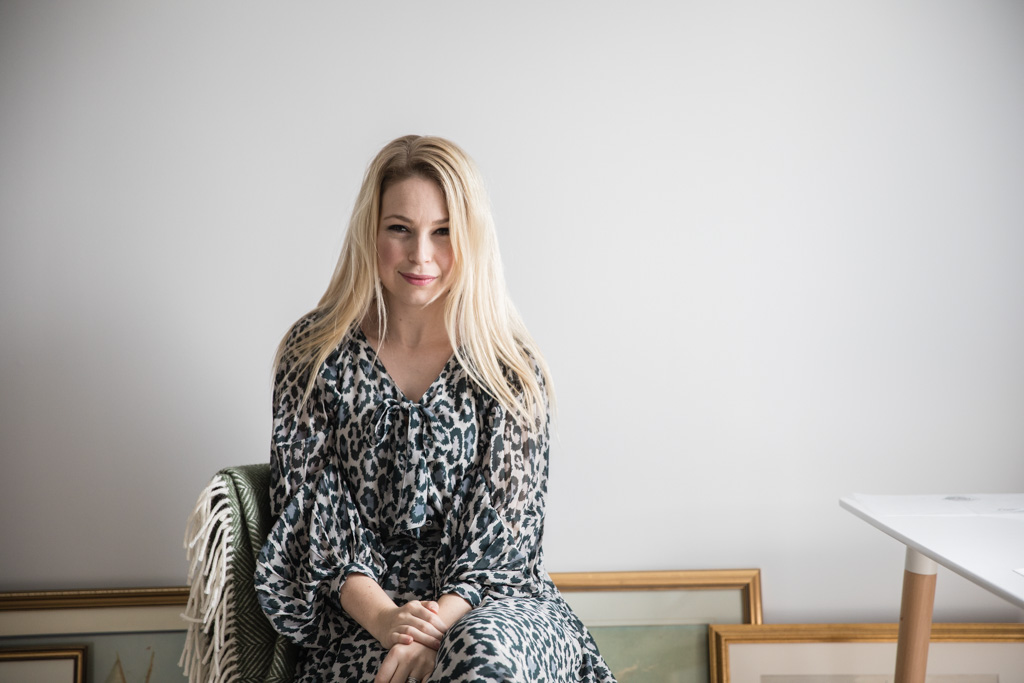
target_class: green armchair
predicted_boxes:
[181,464,297,683]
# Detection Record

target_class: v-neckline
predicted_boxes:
[354,327,457,404]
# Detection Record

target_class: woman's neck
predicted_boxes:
[363,299,449,351]
[361,300,454,401]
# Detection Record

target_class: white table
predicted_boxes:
[841,493,1024,683]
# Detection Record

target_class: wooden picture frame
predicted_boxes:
[709,622,1024,683]
[0,587,189,612]
[0,587,188,636]
[0,571,766,683]
[551,569,763,625]
[552,569,763,683]
[0,646,87,683]
[0,588,187,683]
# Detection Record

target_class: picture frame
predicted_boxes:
[0,646,87,683]
[709,622,1024,683]
[551,569,763,683]
[0,588,187,683]
[0,587,189,612]
[0,572,766,683]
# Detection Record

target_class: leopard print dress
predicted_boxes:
[254,317,617,683]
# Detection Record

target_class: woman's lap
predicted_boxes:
[431,596,582,683]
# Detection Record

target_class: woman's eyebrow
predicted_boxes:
[380,214,449,224]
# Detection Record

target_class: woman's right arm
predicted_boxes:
[258,326,392,645]
[268,322,332,519]
[259,323,451,650]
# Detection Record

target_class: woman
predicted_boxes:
[254,135,616,683]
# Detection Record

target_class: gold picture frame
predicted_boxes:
[0,572,761,618]
[0,646,87,683]
[709,622,1024,683]
[0,587,189,611]
[0,589,187,682]
[0,571,764,683]
[551,569,763,625]
[552,569,763,683]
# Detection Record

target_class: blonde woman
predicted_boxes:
[254,136,616,683]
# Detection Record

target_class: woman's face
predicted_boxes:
[376,175,454,315]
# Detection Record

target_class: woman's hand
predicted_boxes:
[374,600,449,650]
[374,640,437,683]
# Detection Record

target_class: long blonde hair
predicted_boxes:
[276,135,553,429]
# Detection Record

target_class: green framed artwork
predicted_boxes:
[551,569,763,683]
[0,588,187,683]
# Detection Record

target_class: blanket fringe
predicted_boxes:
[179,474,237,683]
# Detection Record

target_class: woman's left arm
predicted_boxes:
[436,593,473,623]
[435,369,552,606]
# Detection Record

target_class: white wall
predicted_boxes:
[2,0,1022,624]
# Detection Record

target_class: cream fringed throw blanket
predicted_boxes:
[180,464,297,683]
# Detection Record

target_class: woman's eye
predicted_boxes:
[434,228,450,236]
[387,224,409,233]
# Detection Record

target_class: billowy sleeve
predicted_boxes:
[254,327,387,647]
[435,363,551,606]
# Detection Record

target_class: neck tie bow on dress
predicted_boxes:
[369,396,452,536]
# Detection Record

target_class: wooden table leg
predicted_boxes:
[894,547,938,683]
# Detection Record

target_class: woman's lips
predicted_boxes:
[400,273,437,286]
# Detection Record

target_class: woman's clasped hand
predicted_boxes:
[371,600,447,683]
[375,600,448,650]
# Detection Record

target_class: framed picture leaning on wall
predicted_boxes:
[709,622,1024,683]
[552,569,763,683]
[0,588,186,683]
[0,646,87,683]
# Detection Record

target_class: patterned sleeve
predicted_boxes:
[254,322,388,646]
[435,362,551,606]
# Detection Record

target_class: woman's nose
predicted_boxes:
[409,233,432,263]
